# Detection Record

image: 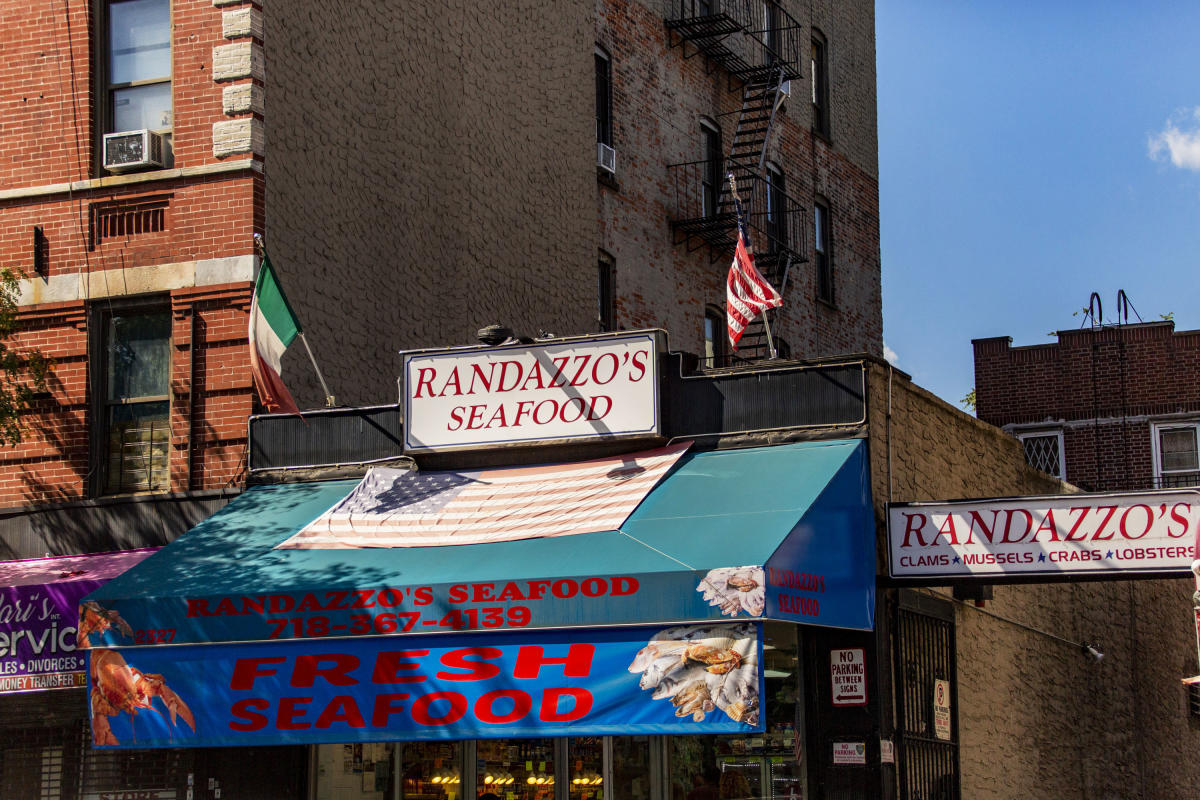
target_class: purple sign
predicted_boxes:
[0,550,156,693]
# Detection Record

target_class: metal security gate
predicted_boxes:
[894,593,959,800]
[0,689,306,800]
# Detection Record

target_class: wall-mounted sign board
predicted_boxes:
[888,490,1199,579]
[402,333,661,453]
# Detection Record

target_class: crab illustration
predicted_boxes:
[78,602,133,649]
[629,623,759,725]
[90,648,195,745]
[671,679,715,721]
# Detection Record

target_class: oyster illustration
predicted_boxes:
[697,566,765,617]
[628,622,759,725]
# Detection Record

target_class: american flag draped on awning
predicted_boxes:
[276,441,691,549]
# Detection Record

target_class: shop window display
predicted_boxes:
[477,738,556,800]
[313,742,397,799]
[668,624,804,800]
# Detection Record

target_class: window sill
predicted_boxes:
[816,296,838,311]
[0,159,260,202]
[597,168,620,192]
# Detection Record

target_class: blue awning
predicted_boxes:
[83,439,876,646]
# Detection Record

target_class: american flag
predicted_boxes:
[726,194,782,350]
[276,441,691,549]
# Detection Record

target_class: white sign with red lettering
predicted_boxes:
[888,491,1200,579]
[403,333,659,452]
[830,648,867,706]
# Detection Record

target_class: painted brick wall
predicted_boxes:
[866,362,1200,797]
[264,0,597,407]
[974,322,1200,490]
[597,0,882,363]
[0,0,261,506]
[266,0,882,409]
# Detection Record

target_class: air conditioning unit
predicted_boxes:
[597,142,617,175]
[103,130,168,172]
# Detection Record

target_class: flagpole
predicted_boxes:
[727,174,778,360]
[253,234,337,407]
[299,332,335,407]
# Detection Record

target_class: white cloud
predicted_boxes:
[883,342,899,365]
[1148,108,1200,171]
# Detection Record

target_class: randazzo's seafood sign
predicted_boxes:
[87,623,763,748]
[888,491,1200,579]
[403,333,660,452]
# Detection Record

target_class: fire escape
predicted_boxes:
[665,0,809,365]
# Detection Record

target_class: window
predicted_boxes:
[104,0,172,136]
[814,197,833,303]
[765,161,786,252]
[598,251,615,332]
[701,119,723,218]
[1152,422,1200,488]
[761,1,781,60]
[1016,430,1065,480]
[703,305,727,369]
[595,46,612,148]
[92,304,171,494]
[811,31,829,137]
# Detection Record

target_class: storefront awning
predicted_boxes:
[80,440,874,749]
[0,549,157,693]
[83,439,875,647]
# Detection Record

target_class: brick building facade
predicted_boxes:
[970,318,1200,797]
[0,0,262,517]
[974,320,1200,492]
[1,0,882,518]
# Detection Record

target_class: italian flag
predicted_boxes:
[248,254,302,415]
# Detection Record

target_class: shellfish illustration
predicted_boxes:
[628,623,759,725]
[90,648,195,745]
[78,602,133,649]
[697,566,765,617]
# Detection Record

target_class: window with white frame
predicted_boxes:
[1152,422,1200,488]
[1016,430,1065,480]
[105,0,172,136]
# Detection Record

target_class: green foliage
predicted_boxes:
[1160,312,1175,321]
[0,268,48,446]
[960,388,977,412]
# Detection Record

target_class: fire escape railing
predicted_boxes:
[666,162,807,285]
[665,0,804,84]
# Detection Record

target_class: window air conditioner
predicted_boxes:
[597,142,617,175]
[103,130,168,172]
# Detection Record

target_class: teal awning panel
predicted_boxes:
[84,439,875,643]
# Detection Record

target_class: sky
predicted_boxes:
[875,2,1200,409]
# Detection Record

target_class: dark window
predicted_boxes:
[104,0,172,135]
[692,0,714,16]
[595,46,613,147]
[761,1,781,61]
[774,337,790,360]
[814,198,833,303]
[703,305,727,369]
[598,251,615,332]
[701,120,723,218]
[765,162,786,253]
[92,304,171,494]
[811,31,829,137]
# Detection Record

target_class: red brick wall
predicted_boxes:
[0,0,261,506]
[973,322,1200,490]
